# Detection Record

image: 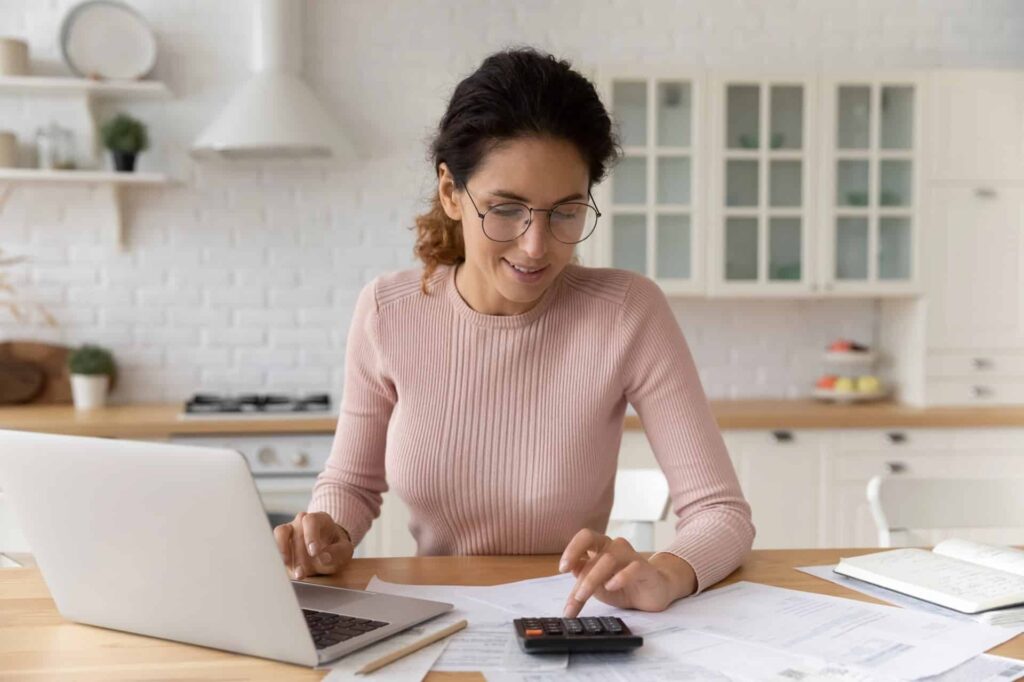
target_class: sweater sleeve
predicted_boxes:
[307,278,396,546]
[618,274,755,593]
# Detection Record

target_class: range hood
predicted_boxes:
[191,0,355,161]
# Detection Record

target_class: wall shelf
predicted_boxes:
[0,169,172,249]
[0,76,171,100]
[0,76,173,250]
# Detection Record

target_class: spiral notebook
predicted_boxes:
[834,539,1024,614]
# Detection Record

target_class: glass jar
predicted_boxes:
[35,122,76,170]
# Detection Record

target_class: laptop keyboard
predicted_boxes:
[303,608,390,650]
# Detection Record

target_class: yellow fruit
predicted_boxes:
[834,377,855,393]
[857,375,881,393]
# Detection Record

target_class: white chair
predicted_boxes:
[866,475,1024,547]
[608,469,670,552]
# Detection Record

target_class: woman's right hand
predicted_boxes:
[273,511,354,580]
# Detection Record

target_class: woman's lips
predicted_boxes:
[502,258,548,283]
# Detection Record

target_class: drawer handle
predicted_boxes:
[886,461,907,474]
[971,385,993,398]
[886,432,907,444]
[975,187,998,199]
[972,357,993,371]
[772,430,794,443]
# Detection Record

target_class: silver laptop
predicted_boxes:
[0,429,452,667]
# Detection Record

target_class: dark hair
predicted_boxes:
[413,46,621,292]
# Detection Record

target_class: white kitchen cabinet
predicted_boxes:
[708,76,817,295]
[818,75,924,295]
[358,491,416,558]
[929,70,1024,182]
[593,70,706,295]
[925,186,1024,351]
[823,428,1024,547]
[723,430,824,549]
[591,66,929,299]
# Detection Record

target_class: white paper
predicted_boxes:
[918,654,1024,682]
[366,575,567,674]
[934,539,1024,578]
[462,572,668,634]
[484,626,882,682]
[660,581,1017,679]
[798,563,1024,630]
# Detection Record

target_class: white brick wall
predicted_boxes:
[0,0,1022,403]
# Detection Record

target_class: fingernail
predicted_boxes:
[605,579,618,591]
[308,542,318,556]
[318,552,331,564]
[294,567,304,580]
[558,560,567,572]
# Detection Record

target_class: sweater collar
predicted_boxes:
[445,262,564,329]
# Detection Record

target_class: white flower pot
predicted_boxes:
[70,374,110,411]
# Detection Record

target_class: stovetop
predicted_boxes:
[179,393,334,419]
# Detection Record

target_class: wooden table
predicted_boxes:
[2,549,1022,680]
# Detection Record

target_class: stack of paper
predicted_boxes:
[361,571,1023,681]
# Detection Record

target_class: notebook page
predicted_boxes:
[933,539,1024,577]
[836,548,1024,612]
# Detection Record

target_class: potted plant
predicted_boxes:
[100,113,149,172]
[68,344,116,410]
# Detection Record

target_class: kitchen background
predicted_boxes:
[2,0,1020,404]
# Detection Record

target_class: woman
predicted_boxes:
[275,47,754,618]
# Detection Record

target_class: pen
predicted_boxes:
[356,618,467,675]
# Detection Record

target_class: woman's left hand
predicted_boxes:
[558,529,695,618]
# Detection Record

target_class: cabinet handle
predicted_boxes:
[886,461,907,474]
[974,187,998,199]
[972,357,993,371]
[971,385,993,398]
[772,430,794,443]
[886,432,907,444]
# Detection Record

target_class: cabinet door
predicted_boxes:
[930,70,1024,182]
[824,429,1024,547]
[926,186,1024,350]
[710,77,816,295]
[820,77,922,295]
[595,71,705,295]
[728,430,823,549]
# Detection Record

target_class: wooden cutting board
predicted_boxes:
[0,341,72,404]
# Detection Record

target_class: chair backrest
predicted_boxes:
[609,469,670,553]
[610,469,670,523]
[866,475,1024,547]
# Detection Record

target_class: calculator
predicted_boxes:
[512,616,643,653]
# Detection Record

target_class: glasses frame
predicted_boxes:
[463,185,602,244]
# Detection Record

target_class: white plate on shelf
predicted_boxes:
[823,351,877,365]
[60,1,157,81]
[813,387,891,404]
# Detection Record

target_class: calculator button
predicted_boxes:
[524,628,543,637]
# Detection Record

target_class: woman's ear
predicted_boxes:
[437,163,461,221]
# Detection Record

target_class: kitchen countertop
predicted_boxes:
[0,400,1022,439]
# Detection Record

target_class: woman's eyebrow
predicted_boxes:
[490,189,585,204]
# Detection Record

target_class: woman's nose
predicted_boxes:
[519,213,550,258]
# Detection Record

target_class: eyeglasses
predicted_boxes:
[463,186,602,244]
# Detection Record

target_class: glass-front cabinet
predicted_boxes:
[820,76,921,293]
[587,68,923,299]
[709,77,815,294]
[592,72,704,295]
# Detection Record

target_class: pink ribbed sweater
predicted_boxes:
[309,263,754,592]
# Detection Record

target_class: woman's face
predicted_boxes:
[439,136,590,316]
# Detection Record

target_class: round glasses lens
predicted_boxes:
[549,203,599,244]
[483,204,530,241]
